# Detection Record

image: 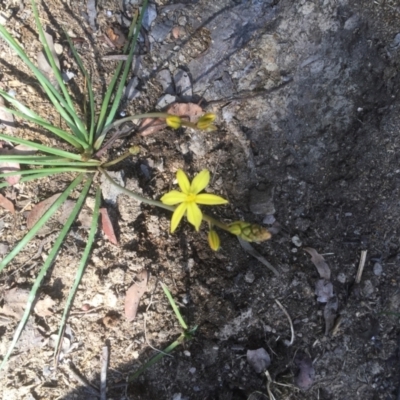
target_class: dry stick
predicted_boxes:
[355,250,368,284]
[100,346,109,400]
[265,370,277,400]
[275,299,294,346]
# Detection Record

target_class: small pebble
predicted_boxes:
[244,270,255,284]
[183,350,191,357]
[291,235,302,247]
[189,367,196,374]
[0,242,9,255]
[337,272,346,283]
[81,303,91,311]
[263,214,276,225]
[54,43,63,55]
[373,262,382,276]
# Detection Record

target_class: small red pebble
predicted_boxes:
[171,26,182,39]
[81,303,91,311]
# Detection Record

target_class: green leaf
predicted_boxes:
[54,186,101,364]
[30,0,88,141]
[0,174,84,271]
[0,155,100,166]
[0,167,92,179]
[0,132,83,159]
[160,282,188,330]
[0,175,93,370]
[95,0,148,147]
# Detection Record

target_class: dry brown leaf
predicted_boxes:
[167,102,203,122]
[27,193,61,229]
[0,287,29,319]
[100,207,118,245]
[124,270,149,321]
[35,295,56,317]
[0,193,14,214]
[139,102,204,136]
[106,26,127,48]
[303,247,331,280]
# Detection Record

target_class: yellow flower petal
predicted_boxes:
[176,169,191,194]
[195,193,228,205]
[186,202,203,231]
[208,230,220,251]
[190,169,210,194]
[170,202,187,233]
[161,190,187,205]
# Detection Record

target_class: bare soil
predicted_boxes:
[1,0,400,399]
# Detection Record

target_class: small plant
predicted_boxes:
[128,282,197,381]
[0,0,271,370]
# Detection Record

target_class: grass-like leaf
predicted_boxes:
[0,167,92,179]
[0,155,100,166]
[0,175,93,370]
[95,0,148,146]
[54,186,101,364]
[0,174,84,272]
[0,132,83,159]
[160,282,188,330]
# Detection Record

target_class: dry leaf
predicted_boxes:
[16,317,47,351]
[106,26,127,48]
[37,32,61,89]
[303,247,331,280]
[315,279,334,303]
[0,96,15,134]
[139,102,204,136]
[100,207,118,245]
[246,348,271,373]
[35,295,56,317]
[27,193,61,229]
[0,193,14,214]
[324,295,338,335]
[124,270,148,321]
[0,287,29,319]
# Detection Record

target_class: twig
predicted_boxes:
[63,361,99,397]
[275,299,294,346]
[355,250,367,284]
[100,345,109,400]
[265,370,277,400]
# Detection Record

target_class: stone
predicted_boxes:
[156,69,175,94]
[249,183,275,215]
[156,94,176,109]
[373,263,382,276]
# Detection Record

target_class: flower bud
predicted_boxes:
[166,115,182,129]
[197,113,216,130]
[228,221,271,242]
[208,230,221,251]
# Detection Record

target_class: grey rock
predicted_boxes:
[142,3,157,30]
[174,68,192,100]
[373,263,382,276]
[244,270,255,284]
[249,184,275,215]
[156,94,176,109]
[156,69,175,94]
[291,235,302,247]
[189,133,206,157]
[247,348,271,373]
[100,171,125,206]
[262,214,276,225]
[0,242,9,255]
[124,77,140,100]
[151,20,173,42]
[363,280,375,297]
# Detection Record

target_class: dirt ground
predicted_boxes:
[1,0,400,399]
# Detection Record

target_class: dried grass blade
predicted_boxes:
[0,176,93,370]
[54,185,100,365]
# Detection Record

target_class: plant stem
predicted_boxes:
[99,168,232,233]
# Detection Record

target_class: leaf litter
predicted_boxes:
[304,247,338,335]
[124,269,149,321]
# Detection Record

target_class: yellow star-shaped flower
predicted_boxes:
[161,169,228,233]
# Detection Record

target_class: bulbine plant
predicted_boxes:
[0,0,271,369]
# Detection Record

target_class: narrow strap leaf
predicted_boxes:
[0,176,93,370]
[0,167,92,179]
[54,185,100,365]
[160,282,188,330]
[0,132,82,159]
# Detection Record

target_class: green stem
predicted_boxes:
[99,168,232,233]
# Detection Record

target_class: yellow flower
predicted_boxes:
[161,169,228,233]
[166,115,182,129]
[208,230,220,251]
[196,113,217,131]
